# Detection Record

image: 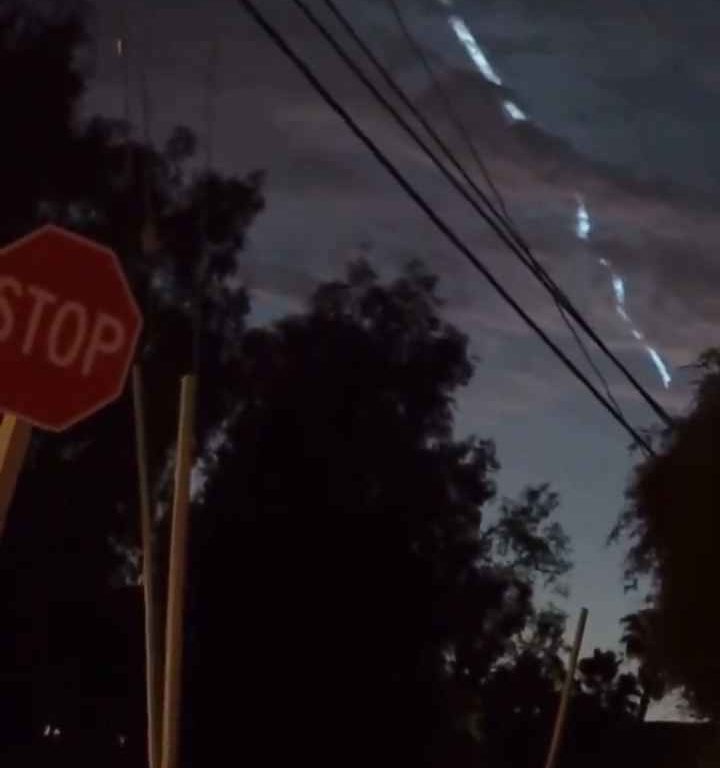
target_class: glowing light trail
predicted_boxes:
[448,16,502,85]
[437,1,672,389]
[577,198,671,389]
[503,100,527,121]
[576,197,591,240]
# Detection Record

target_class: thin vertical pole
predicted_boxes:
[0,414,32,541]
[132,366,163,768]
[543,607,589,768]
[161,374,197,768]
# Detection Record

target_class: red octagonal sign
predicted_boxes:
[0,225,142,431]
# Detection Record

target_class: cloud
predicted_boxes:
[84,0,720,426]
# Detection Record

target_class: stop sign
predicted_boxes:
[0,225,142,431]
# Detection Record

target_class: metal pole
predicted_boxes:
[161,374,197,768]
[543,607,589,768]
[132,365,163,768]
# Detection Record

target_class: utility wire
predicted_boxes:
[236,0,654,455]
[324,0,623,419]
[383,0,511,225]
[302,0,673,430]
[376,0,624,417]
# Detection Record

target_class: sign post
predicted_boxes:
[161,374,197,768]
[132,365,163,768]
[0,223,141,540]
[0,225,151,757]
[0,414,32,539]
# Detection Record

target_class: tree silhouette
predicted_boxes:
[621,609,668,721]
[184,260,571,767]
[0,4,264,764]
[0,6,590,768]
[616,348,720,720]
[0,1,103,247]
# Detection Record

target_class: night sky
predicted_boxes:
[83,0,720,717]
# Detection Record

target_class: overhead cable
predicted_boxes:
[236,0,655,455]
[305,0,674,430]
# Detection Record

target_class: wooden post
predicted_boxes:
[0,414,32,541]
[161,374,197,768]
[132,366,163,768]
[543,607,589,768]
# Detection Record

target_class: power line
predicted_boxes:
[301,0,673,430]
[375,0,624,417]
[235,0,654,455]
[383,0,511,225]
[324,0,623,418]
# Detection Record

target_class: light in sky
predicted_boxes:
[608,270,671,388]
[575,198,591,240]
[611,275,625,305]
[575,198,672,389]
[503,100,527,121]
[647,347,672,389]
[448,16,503,85]
[440,6,673,390]
[608,271,671,388]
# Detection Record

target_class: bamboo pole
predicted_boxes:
[132,366,163,768]
[161,374,197,768]
[0,414,32,541]
[543,607,589,768]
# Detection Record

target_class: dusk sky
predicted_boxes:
[83,0,720,717]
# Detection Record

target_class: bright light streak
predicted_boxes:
[646,347,672,388]
[611,275,625,305]
[577,198,672,389]
[115,37,124,57]
[43,725,51,738]
[448,16,503,85]
[503,100,527,121]
[575,198,591,240]
[442,7,673,391]
[439,9,672,389]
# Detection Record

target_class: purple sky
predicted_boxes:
[82,0,720,718]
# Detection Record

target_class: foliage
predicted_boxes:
[621,609,669,721]
[616,348,720,719]
[185,260,572,767]
[0,4,264,763]
[0,6,649,768]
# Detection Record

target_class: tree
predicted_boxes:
[185,260,572,768]
[0,4,264,763]
[621,609,668,722]
[575,649,639,720]
[616,348,720,720]
[0,6,573,768]
[0,0,88,245]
